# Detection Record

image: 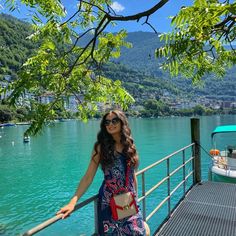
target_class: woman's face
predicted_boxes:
[104,112,121,136]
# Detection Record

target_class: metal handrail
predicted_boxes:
[22,195,99,236]
[22,143,195,236]
[146,170,193,222]
[136,143,195,221]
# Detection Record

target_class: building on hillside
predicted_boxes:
[222,101,233,109]
[38,92,54,104]
[38,93,80,112]
[231,102,236,109]
[0,75,12,100]
[0,81,12,100]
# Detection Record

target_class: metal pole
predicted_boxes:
[182,150,186,195]
[94,198,98,234]
[191,118,201,184]
[167,158,171,215]
[142,172,146,221]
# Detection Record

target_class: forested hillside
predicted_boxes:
[101,62,186,105]
[114,31,165,76]
[0,14,36,80]
[114,31,236,102]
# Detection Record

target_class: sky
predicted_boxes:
[0,0,193,33]
[105,0,193,32]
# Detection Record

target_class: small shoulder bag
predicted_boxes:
[106,161,138,221]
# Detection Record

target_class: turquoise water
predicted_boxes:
[1,115,236,236]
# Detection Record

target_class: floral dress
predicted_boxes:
[97,152,146,235]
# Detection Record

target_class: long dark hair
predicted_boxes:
[93,110,138,170]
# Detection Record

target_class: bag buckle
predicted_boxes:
[123,204,130,210]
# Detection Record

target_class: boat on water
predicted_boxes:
[209,125,236,183]
[23,136,30,143]
[16,122,31,125]
[0,123,16,127]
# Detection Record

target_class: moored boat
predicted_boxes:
[0,123,16,127]
[23,136,30,143]
[209,125,236,183]
[16,122,31,125]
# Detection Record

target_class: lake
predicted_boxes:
[1,115,236,236]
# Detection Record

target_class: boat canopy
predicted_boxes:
[211,125,236,138]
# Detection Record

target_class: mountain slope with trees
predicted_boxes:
[114,31,236,102]
[0,14,36,80]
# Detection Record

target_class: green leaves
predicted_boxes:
[156,0,236,83]
[21,0,66,17]
[95,31,131,63]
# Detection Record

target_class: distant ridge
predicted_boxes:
[115,31,165,76]
[112,31,236,102]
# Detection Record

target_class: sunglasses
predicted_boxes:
[104,117,120,126]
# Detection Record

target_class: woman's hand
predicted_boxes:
[56,203,75,219]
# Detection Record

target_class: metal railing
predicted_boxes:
[22,143,195,236]
[136,143,195,224]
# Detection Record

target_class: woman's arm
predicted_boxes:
[57,149,100,218]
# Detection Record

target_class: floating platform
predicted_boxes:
[155,181,236,236]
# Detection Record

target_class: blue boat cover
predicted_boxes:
[211,125,236,138]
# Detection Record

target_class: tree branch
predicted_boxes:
[64,1,170,75]
[214,15,236,29]
[142,16,158,34]
[108,0,170,21]
[65,27,96,55]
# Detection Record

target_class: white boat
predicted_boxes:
[209,125,236,183]
[23,136,30,143]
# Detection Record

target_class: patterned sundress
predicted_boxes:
[97,152,146,235]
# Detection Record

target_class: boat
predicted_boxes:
[0,123,16,127]
[23,136,30,143]
[209,125,236,183]
[16,122,31,125]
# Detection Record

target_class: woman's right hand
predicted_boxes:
[56,203,75,219]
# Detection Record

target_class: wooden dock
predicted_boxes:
[155,181,236,236]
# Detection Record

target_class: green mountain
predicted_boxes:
[0,14,36,80]
[114,31,236,102]
[115,31,165,76]
[101,62,181,103]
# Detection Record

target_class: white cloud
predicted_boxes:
[110,1,125,13]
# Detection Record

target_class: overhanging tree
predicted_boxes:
[156,0,236,83]
[1,0,236,134]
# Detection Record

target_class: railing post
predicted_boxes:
[94,198,98,235]
[191,118,201,184]
[182,150,186,195]
[167,158,171,215]
[142,172,146,221]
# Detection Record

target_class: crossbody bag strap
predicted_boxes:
[106,159,131,194]
[125,160,131,188]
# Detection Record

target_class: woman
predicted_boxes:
[57,110,150,235]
